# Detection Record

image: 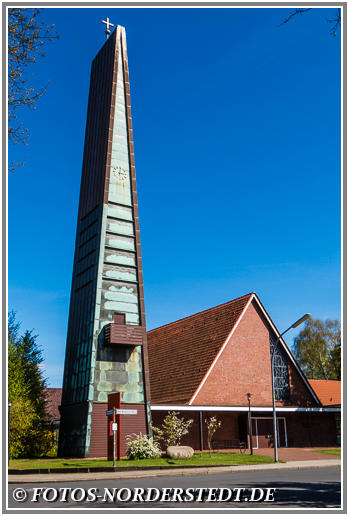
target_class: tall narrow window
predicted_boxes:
[270,335,290,401]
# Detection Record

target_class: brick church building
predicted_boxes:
[148,292,340,450]
[55,25,340,457]
[51,291,340,455]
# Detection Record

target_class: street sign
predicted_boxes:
[106,409,114,416]
[115,409,138,415]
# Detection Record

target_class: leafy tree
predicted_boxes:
[17,329,47,418]
[293,317,341,380]
[8,8,59,171]
[151,411,193,448]
[8,311,55,458]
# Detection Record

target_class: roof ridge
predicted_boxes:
[309,379,341,382]
[147,292,255,334]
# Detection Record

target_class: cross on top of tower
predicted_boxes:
[102,17,114,37]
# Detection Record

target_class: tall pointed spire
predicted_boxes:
[59,26,151,458]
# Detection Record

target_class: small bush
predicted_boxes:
[126,433,161,460]
[205,416,222,454]
[150,411,193,447]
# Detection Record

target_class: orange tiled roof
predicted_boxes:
[147,293,253,404]
[308,379,341,407]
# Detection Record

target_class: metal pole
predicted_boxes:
[199,411,203,451]
[269,314,310,463]
[117,392,121,461]
[248,396,253,455]
[271,349,279,462]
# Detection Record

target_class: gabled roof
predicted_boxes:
[147,292,321,406]
[308,379,341,407]
[147,293,253,404]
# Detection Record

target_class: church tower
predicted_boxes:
[59,25,151,457]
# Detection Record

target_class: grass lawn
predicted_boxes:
[10,452,275,470]
[315,449,341,456]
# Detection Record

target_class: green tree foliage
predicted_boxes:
[8,311,55,458]
[8,8,59,171]
[151,411,194,448]
[293,318,341,380]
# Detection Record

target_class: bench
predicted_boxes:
[212,439,246,453]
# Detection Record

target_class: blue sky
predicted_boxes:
[8,7,341,387]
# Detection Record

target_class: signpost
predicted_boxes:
[112,409,117,468]
[116,409,138,415]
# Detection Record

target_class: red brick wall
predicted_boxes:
[193,300,317,407]
[89,402,147,458]
[150,411,241,451]
[287,362,316,407]
[194,301,272,406]
[286,413,337,447]
[150,410,337,449]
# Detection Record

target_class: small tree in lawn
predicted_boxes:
[205,416,222,455]
[151,411,193,448]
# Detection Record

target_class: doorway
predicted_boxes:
[251,417,287,449]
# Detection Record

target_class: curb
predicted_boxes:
[8,460,341,484]
[8,463,247,475]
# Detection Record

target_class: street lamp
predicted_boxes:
[271,313,311,462]
[8,399,12,465]
[246,393,253,455]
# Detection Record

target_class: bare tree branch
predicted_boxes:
[279,8,312,27]
[280,7,341,37]
[327,7,341,37]
[8,8,59,171]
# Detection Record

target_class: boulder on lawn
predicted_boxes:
[166,446,194,459]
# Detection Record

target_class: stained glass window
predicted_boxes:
[270,335,290,401]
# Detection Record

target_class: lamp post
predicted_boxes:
[8,399,12,465]
[247,393,253,455]
[271,313,311,462]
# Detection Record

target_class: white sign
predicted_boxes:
[112,423,118,431]
[106,409,114,416]
[116,409,138,415]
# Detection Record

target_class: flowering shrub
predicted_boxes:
[150,411,194,447]
[126,433,161,460]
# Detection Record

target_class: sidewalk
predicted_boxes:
[8,459,341,484]
[253,447,341,462]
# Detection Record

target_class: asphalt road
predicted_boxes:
[8,466,341,509]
